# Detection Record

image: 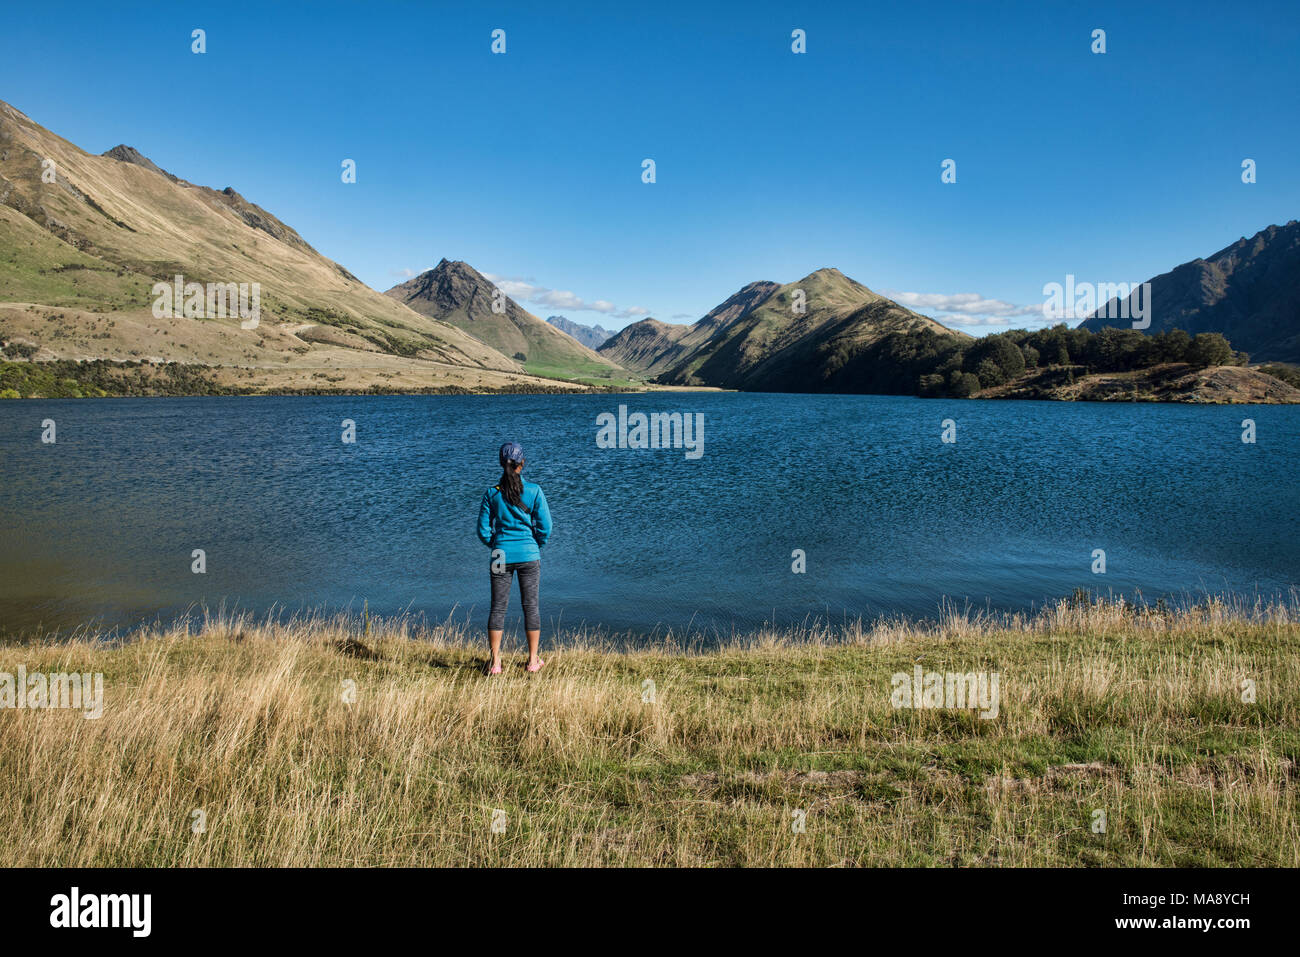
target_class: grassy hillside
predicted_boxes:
[0,99,557,392]
[0,203,154,309]
[2,596,1294,866]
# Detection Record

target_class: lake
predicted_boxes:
[1,393,1295,639]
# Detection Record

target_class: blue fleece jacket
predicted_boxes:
[477,480,552,564]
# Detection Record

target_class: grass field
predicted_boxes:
[520,359,645,391]
[1,596,1295,867]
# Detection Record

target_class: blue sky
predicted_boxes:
[3,0,1297,333]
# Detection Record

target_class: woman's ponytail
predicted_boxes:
[499,466,524,507]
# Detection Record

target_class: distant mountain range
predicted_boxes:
[384,260,627,382]
[545,315,614,349]
[1081,221,1300,363]
[2,99,1296,400]
[599,268,966,391]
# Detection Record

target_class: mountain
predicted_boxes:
[600,269,964,391]
[100,144,178,183]
[0,99,570,394]
[597,318,695,377]
[598,281,780,378]
[545,315,614,349]
[385,260,631,382]
[1080,221,1300,363]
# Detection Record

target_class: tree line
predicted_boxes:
[818,324,1248,397]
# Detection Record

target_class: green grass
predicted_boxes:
[0,206,153,311]
[1,596,1295,866]
[520,359,645,390]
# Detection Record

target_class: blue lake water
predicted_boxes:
[0,393,1296,639]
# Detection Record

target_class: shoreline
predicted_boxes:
[2,381,1297,404]
[5,357,1300,403]
[5,588,1297,648]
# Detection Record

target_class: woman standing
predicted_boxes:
[477,441,552,674]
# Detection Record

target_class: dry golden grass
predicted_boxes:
[1,595,1296,866]
[0,303,596,395]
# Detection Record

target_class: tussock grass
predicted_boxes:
[1,596,1296,866]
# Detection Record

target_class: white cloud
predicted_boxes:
[389,268,417,278]
[884,290,1050,328]
[484,273,651,319]
[488,277,544,300]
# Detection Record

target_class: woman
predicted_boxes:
[477,441,552,674]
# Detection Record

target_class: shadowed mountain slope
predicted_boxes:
[1080,221,1300,363]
